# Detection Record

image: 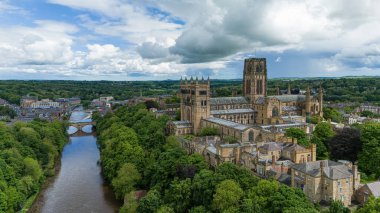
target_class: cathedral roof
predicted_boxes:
[210,96,248,105]
[211,108,255,115]
[204,117,252,131]
[268,95,306,103]
[171,120,192,128]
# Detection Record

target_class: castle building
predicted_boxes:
[168,57,323,142]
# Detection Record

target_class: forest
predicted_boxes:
[0,120,68,212]
[0,77,379,105]
[96,104,371,213]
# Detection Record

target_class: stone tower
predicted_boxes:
[180,77,210,134]
[318,85,324,117]
[305,86,311,116]
[242,58,267,102]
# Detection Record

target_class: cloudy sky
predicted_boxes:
[1,0,380,80]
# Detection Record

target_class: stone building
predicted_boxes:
[169,57,323,141]
[291,160,360,206]
[355,181,380,205]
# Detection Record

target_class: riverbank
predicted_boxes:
[27,153,63,213]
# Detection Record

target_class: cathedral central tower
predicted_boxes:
[242,58,267,102]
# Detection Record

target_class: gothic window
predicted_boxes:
[256,64,262,73]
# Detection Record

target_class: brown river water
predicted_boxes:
[32,110,121,213]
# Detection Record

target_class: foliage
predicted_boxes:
[198,127,219,136]
[212,179,243,212]
[0,105,17,119]
[356,196,380,213]
[285,128,310,147]
[0,120,67,212]
[311,122,335,159]
[323,107,343,123]
[224,135,239,144]
[111,163,141,199]
[358,123,380,178]
[328,127,361,162]
[328,200,350,213]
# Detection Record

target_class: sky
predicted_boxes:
[0,0,380,80]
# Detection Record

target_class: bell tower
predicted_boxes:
[243,58,267,102]
[180,76,210,134]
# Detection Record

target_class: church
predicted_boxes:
[168,58,323,143]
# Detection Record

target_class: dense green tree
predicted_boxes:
[137,189,162,213]
[328,200,350,213]
[358,123,380,177]
[285,128,310,147]
[323,107,343,123]
[328,127,361,162]
[111,163,141,199]
[212,179,243,212]
[198,127,219,136]
[356,196,380,213]
[164,178,192,212]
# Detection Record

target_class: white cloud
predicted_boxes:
[2,0,380,79]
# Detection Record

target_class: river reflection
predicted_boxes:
[38,110,120,213]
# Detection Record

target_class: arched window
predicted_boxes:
[249,130,254,142]
[272,106,279,117]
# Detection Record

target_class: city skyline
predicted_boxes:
[1,0,380,80]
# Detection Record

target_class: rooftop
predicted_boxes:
[204,117,251,131]
[171,120,192,128]
[210,96,248,105]
[366,182,380,197]
[291,160,353,180]
[269,95,306,103]
[211,108,255,115]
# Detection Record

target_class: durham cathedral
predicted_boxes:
[168,58,324,143]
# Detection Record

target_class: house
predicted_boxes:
[355,181,380,205]
[291,160,360,206]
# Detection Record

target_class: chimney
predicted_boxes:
[281,162,286,174]
[352,163,359,190]
[272,155,276,166]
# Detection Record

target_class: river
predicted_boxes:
[34,110,120,213]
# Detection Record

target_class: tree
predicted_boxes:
[323,107,343,123]
[212,179,243,212]
[328,127,361,162]
[328,200,350,213]
[199,127,219,136]
[285,128,310,147]
[191,169,218,208]
[361,110,375,118]
[23,157,42,182]
[164,178,192,212]
[111,163,141,200]
[137,189,162,213]
[356,196,380,213]
[358,123,380,177]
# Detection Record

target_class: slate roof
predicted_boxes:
[282,106,301,111]
[291,160,353,180]
[211,108,255,115]
[210,96,248,105]
[269,95,306,103]
[255,96,265,105]
[204,117,252,131]
[260,142,283,151]
[282,143,307,152]
[366,182,380,197]
[171,120,192,128]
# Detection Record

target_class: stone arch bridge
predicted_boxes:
[68,121,96,136]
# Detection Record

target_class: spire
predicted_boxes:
[195,76,198,84]
[185,77,188,85]
[180,76,183,85]
[207,76,210,85]
[287,83,291,95]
